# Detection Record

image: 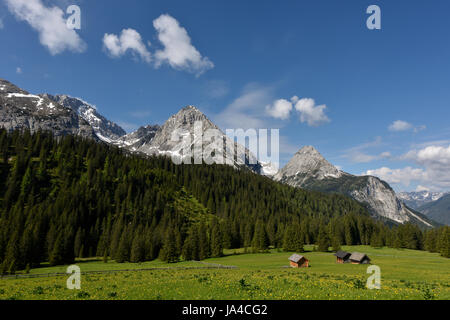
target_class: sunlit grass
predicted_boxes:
[0,246,448,300]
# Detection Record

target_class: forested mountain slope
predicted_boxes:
[0,129,388,272]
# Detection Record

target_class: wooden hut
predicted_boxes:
[288,254,309,268]
[349,252,371,264]
[334,250,351,264]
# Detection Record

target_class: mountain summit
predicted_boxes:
[136,105,261,173]
[274,146,343,183]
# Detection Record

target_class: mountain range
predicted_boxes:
[415,194,450,225]
[397,191,447,209]
[0,78,443,228]
[273,146,434,227]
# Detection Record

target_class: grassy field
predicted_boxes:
[0,246,449,300]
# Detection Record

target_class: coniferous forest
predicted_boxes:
[0,129,448,274]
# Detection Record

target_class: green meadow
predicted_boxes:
[0,246,449,300]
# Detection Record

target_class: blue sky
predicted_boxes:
[1,0,450,192]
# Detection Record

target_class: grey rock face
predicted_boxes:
[274,146,343,182]
[136,106,261,173]
[0,79,96,139]
[42,94,126,142]
[275,145,433,227]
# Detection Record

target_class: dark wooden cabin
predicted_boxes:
[289,254,309,268]
[349,252,371,264]
[334,250,351,264]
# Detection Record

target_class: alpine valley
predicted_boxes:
[0,78,439,229]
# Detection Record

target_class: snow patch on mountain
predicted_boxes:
[42,94,126,142]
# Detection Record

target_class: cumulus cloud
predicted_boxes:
[365,144,450,190]
[294,98,330,127]
[103,29,152,63]
[365,167,427,187]
[265,98,293,120]
[153,14,214,75]
[388,120,426,133]
[5,0,86,55]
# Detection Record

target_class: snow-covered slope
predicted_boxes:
[0,79,96,139]
[42,94,126,143]
[112,125,160,151]
[397,191,447,209]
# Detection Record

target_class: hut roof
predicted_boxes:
[349,252,370,262]
[334,250,351,259]
[289,254,306,263]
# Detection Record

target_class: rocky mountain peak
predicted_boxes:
[169,105,215,128]
[274,145,343,181]
[0,79,27,95]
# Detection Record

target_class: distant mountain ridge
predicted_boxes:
[397,191,447,209]
[416,194,450,225]
[274,146,435,228]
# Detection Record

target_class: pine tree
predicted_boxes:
[317,226,330,252]
[74,228,83,258]
[331,234,341,252]
[439,227,450,258]
[116,232,130,263]
[49,234,65,266]
[130,233,144,263]
[160,227,179,263]
[198,222,210,260]
[252,221,269,252]
[210,221,224,257]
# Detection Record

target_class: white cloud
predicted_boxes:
[205,80,229,99]
[365,144,450,191]
[103,28,152,63]
[153,14,214,75]
[294,98,330,127]
[214,84,273,129]
[342,137,392,163]
[5,0,86,55]
[365,167,427,187]
[414,125,427,133]
[380,151,392,158]
[389,120,412,132]
[416,185,430,192]
[266,99,293,120]
[388,120,426,133]
[16,67,22,74]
